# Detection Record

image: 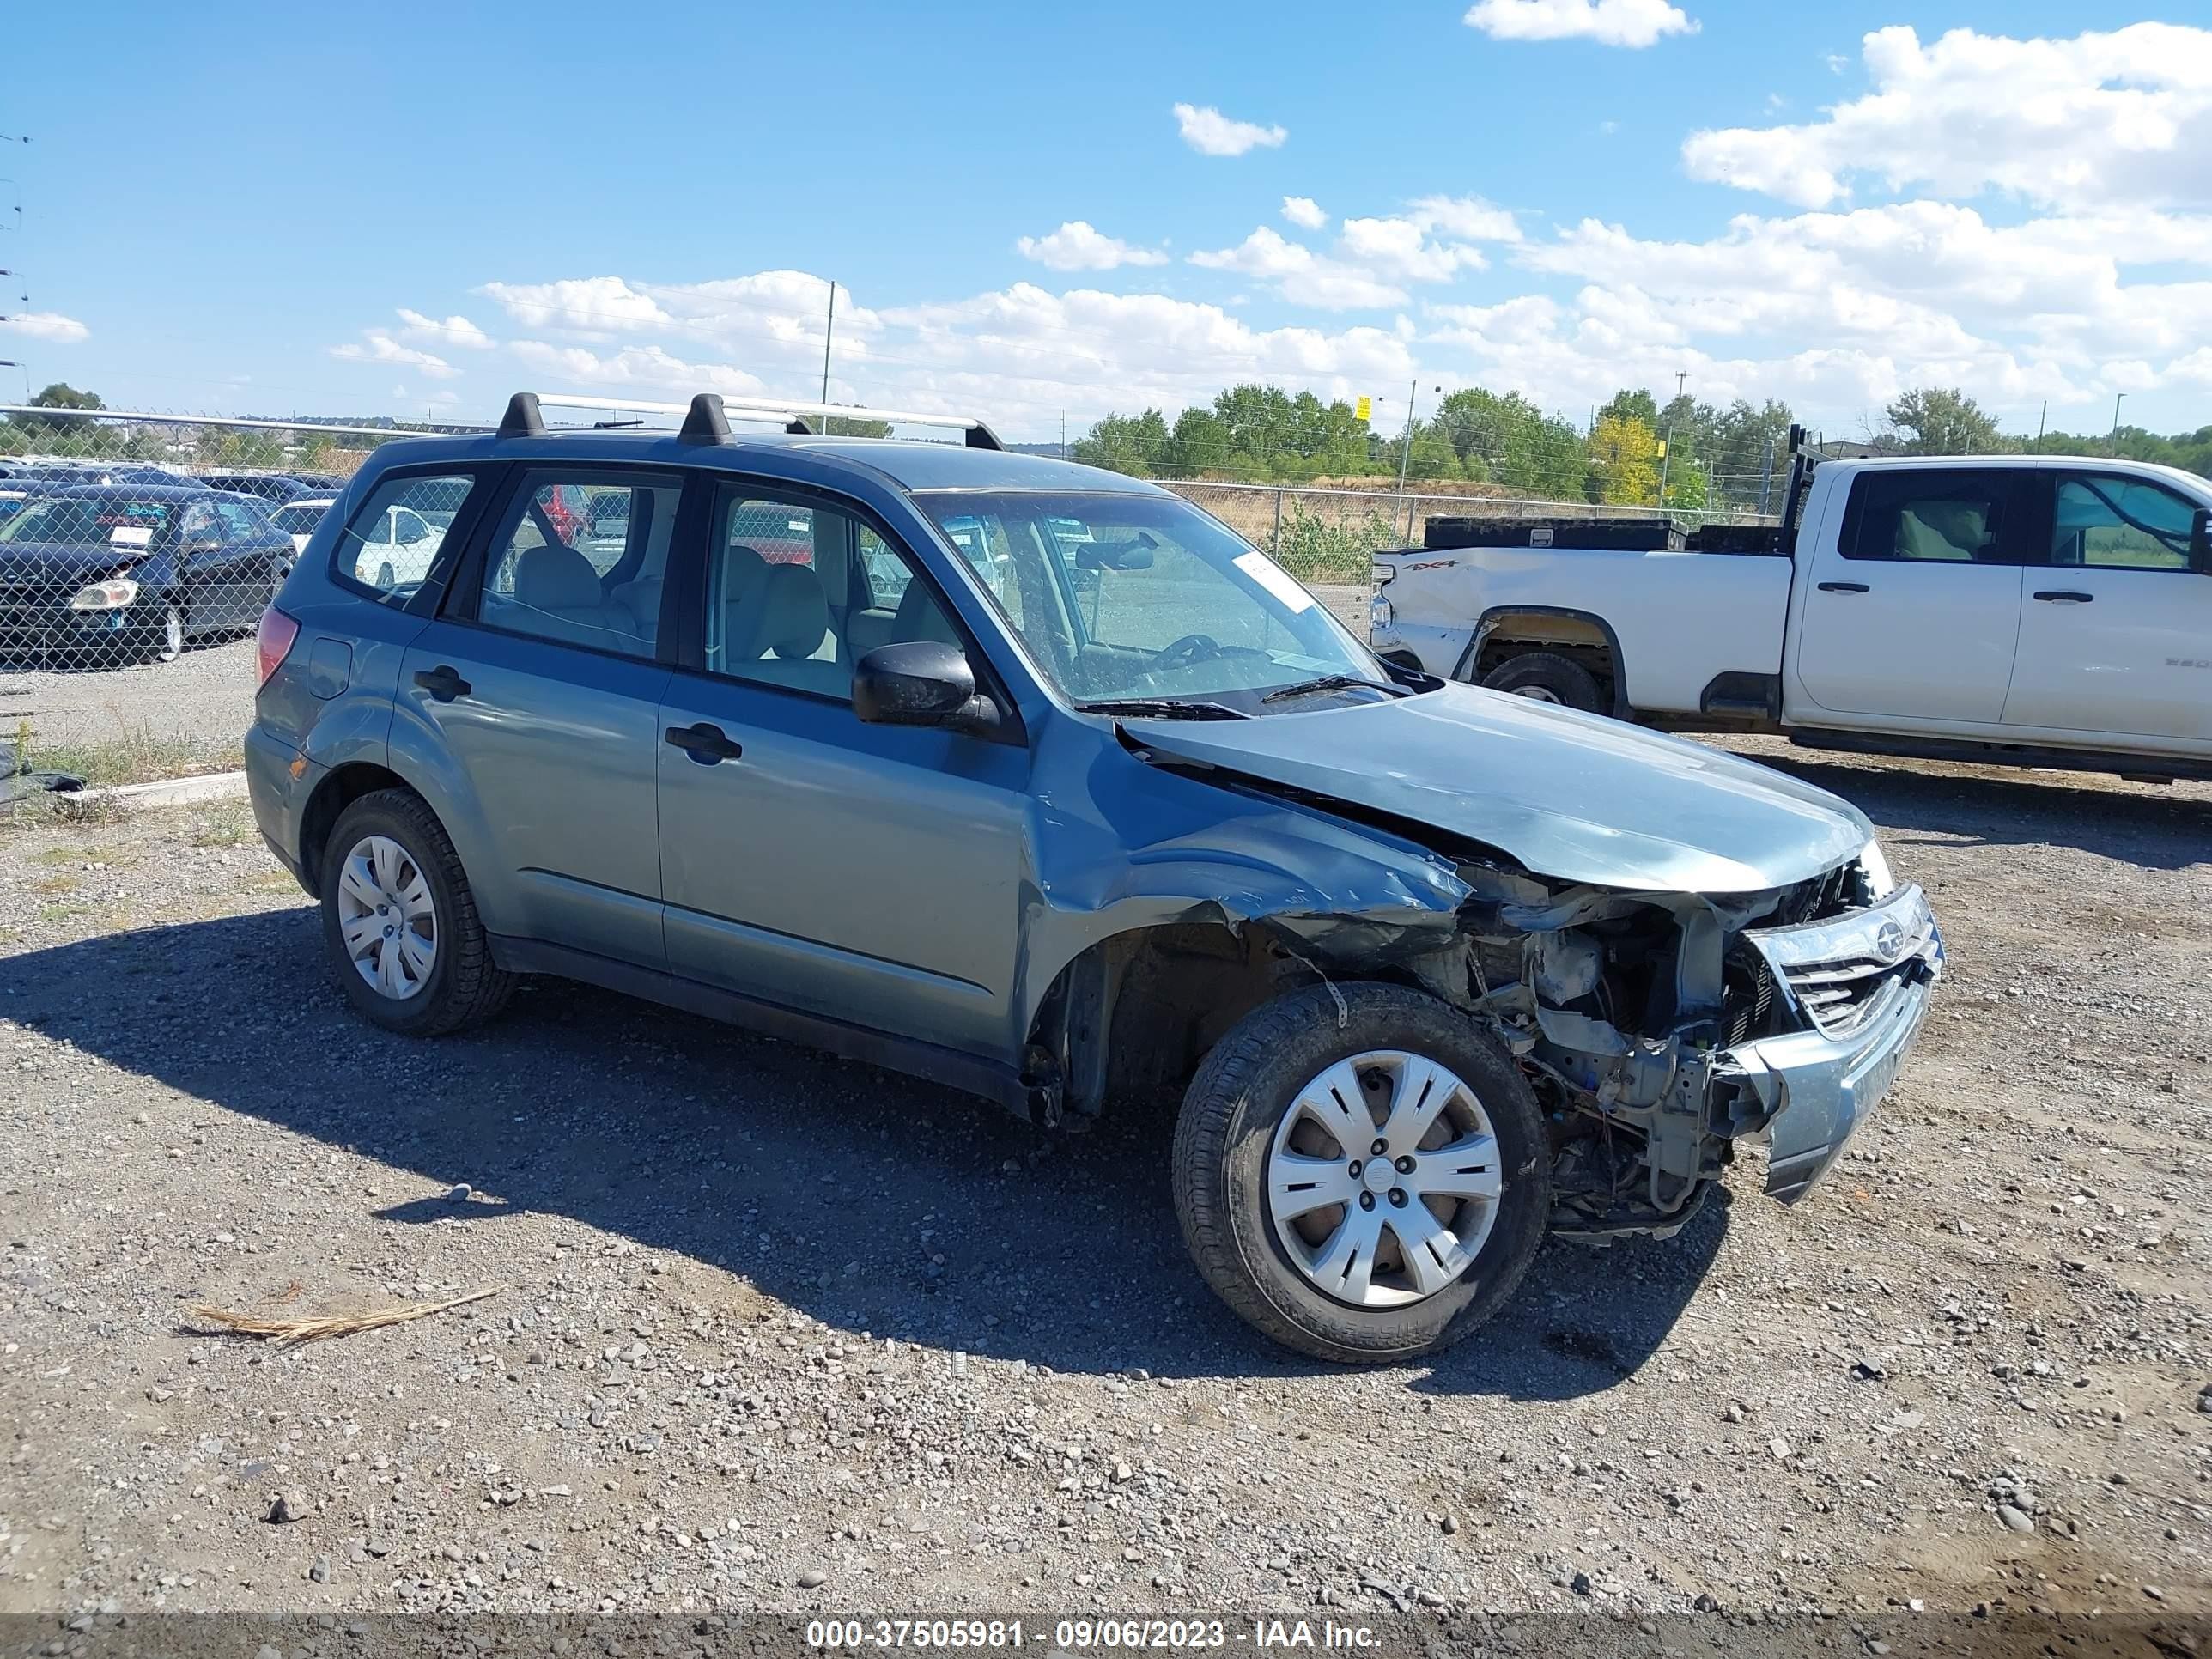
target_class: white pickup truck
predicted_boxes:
[1369,452,2212,781]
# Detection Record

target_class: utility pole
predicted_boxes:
[2110,392,2124,445]
[1756,439,1775,516]
[2036,400,2047,444]
[1060,410,1066,461]
[1395,377,1418,541]
[819,280,836,414]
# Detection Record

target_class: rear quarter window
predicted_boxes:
[331,471,482,605]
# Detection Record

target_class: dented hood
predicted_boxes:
[1123,683,1872,894]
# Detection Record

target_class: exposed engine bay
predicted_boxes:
[1452,851,1939,1239]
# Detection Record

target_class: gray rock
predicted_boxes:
[266,1490,307,1524]
[308,1553,333,1583]
[798,1568,828,1589]
[1997,1504,2035,1533]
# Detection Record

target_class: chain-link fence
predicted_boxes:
[0,407,483,776]
[1166,478,1776,583]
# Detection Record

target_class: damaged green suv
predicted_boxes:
[247,391,1942,1364]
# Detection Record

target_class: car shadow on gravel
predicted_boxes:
[2,907,1723,1397]
[1745,751,2212,872]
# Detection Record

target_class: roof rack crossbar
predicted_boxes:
[527,391,1004,449]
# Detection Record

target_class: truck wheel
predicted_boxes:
[320,788,514,1037]
[1480,650,1603,714]
[1173,981,1550,1364]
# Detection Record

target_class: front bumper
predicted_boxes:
[1717,884,1942,1202]
[0,591,161,649]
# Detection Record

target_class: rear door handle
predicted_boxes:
[1816,580,1870,593]
[664,721,744,764]
[2033,590,2094,604]
[412,665,471,701]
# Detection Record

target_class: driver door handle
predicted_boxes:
[2033,590,2094,604]
[665,721,744,764]
[413,665,471,701]
[1816,580,1870,593]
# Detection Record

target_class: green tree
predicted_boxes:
[1163,406,1230,477]
[1886,387,2011,456]
[1600,387,1660,428]
[1588,415,1661,505]
[1073,409,1170,476]
[5,382,108,451]
[1431,387,1583,499]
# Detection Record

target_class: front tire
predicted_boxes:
[1172,982,1550,1364]
[151,603,185,665]
[319,789,514,1036]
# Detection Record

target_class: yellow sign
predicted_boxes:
[1355,396,1372,422]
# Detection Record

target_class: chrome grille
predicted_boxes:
[1745,884,1940,1042]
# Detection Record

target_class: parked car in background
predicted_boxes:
[245,389,1942,1365]
[0,483,295,663]
[1370,446,2212,780]
[266,496,337,562]
[195,471,338,507]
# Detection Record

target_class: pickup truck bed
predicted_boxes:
[1370,453,2212,781]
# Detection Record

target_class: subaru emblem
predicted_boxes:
[1874,920,1905,962]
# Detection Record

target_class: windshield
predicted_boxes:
[0,498,174,546]
[270,501,332,533]
[914,490,1392,710]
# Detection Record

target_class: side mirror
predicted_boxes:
[2192,508,2211,574]
[854,641,976,726]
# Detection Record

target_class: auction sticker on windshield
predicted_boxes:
[1232,550,1316,613]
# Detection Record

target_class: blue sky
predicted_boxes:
[6,0,2209,441]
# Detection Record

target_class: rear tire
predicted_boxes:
[1172,981,1550,1364]
[320,788,514,1036]
[1480,649,1604,714]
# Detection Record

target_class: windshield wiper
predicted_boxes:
[1077,696,1250,720]
[1258,673,1403,704]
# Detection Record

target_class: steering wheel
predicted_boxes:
[1152,633,1224,672]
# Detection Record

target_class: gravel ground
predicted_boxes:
[0,636,257,755]
[0,738,2207,1631]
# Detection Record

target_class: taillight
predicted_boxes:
[256,605,301,687]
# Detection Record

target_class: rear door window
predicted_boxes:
[1840,470,2026,564]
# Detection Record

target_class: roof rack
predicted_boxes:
[528,391,1006,451]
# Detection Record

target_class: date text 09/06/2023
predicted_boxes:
[804,1618,1384,1650]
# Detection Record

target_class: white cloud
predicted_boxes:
[396,309,495,349]
[1465,0,1696,49]
[477,276,673,334]
[1189,228,1411,310]
[1015,221,1169,271]
[1281,196,1328,230]
[1337,216,1486,281]
[0,311,88,343]
[1172,102,1288,157]
[1684,23,2212,210]
[1408,195,1523,243]
[508,341,769,398]
[331,332,459,379]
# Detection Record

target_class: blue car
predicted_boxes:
[245,390,1940,1363]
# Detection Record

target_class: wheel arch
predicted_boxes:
[1460,605,1629,718]
[296,762,414,893]
[1021,916,1469,1121]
